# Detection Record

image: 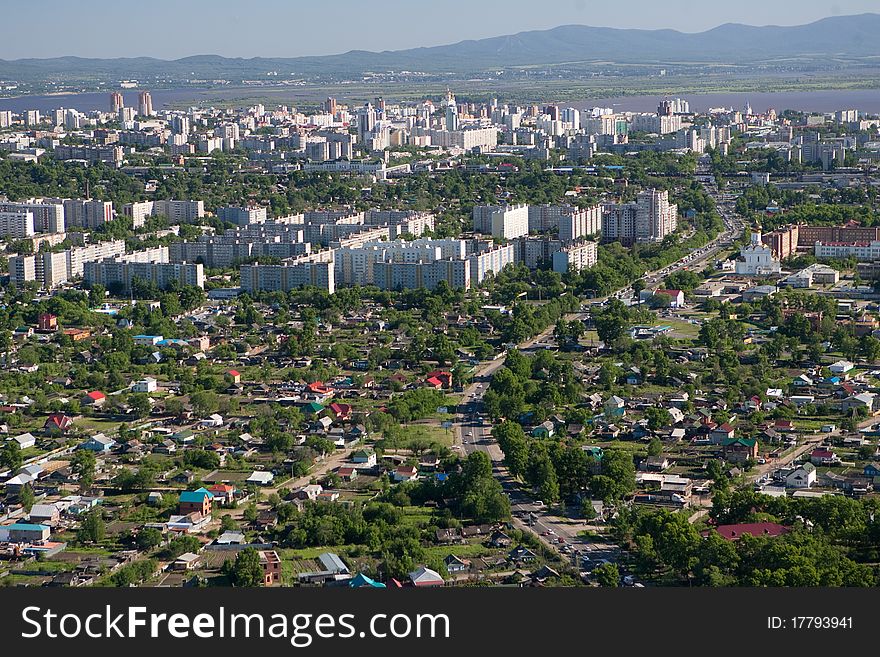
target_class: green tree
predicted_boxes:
[18,483,35,512]
[226,547,264,587]
[593,562,620,587]
[78,509,106,544]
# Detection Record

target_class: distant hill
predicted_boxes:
[2,14,879,80]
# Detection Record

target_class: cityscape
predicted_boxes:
[2,6,880,591]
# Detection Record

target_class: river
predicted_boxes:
[3,87,880,115]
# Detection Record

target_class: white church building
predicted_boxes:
[735,227,782,276]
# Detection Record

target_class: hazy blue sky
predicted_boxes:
[0,0,876,59]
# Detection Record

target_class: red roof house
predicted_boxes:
[44,413,74,434]
[426,370,453,389]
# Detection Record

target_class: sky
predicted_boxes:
[0,0,877,60]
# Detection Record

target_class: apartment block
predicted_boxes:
[552,241,598,274]
[84,260,204,291]
[0,211,35,238]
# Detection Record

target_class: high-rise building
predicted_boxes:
[356,104,376,143]
[0,111,12,128]
[110,92,124,113]
[491,204,530,240]
[138,91,154,117]
[602,189,677,245]
[552,240,598,273]
[0,211,35,238]
[0,200,65,233]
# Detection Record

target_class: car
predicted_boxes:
[557,537,566,544]
[534,500,545,507]
[541,531,552,536]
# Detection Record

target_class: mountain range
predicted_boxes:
[2,14,880,80]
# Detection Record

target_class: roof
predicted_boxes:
[318,552,349,574]
[349,573,386,588]
[179,488,214,503]
[2,523,49,532]
[714,522,791,541]
[409,566,444,585]
[227,369,240,377]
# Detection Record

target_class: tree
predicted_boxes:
[0,440,23,472]
[645,408,672,432]
[593,562,620,587]
[18,483,35,512]
[226,547,265,587]
[632,279,646,306]
[136,527,164,551]
[78,509,105,544]
[71,449,96,490]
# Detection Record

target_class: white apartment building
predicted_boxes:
[814,240,880,262]
[84,260,204,291]
[43,199,113,229]
[469,243,515,284]
[558,205,602,242]
[124,200,205,227]
[0,211,35,238]
[490,204,529,240]
[0,200,65,233]
[552,241,598,274]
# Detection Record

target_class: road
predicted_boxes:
[607,158,745,304]
[448,162,748,571]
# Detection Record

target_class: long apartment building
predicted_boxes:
[84,260,204,292]
[54,144,124,167]
[602,189,677,245]
[216,206,268,226]
[240,252,336,295]
[43,198,113,229]
[814,241,880,262]
[8,240,128,288]
[124,200,205,227]
[0,200,65,233]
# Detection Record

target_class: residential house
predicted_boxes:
[352,448,377,467]
[337,466,358,482]
[710,423,735,445]
[604,395,626,417]
[247,471,274,486]
[508,545,538,564]
[785,463,817,489]
[78,434,116,453]
[409,566,444,587]
[179,488,213,516]
[443,554,470,574]
[259,550,282,585]
[8,432,36,450]
[532,420,555,438]
[829,360,854,375]
[841,392,878,415]
[393,465,418,482]
[810,448,840,466]
[723,437,759,464]
[43,413,74,434]
[132,377,158,393]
